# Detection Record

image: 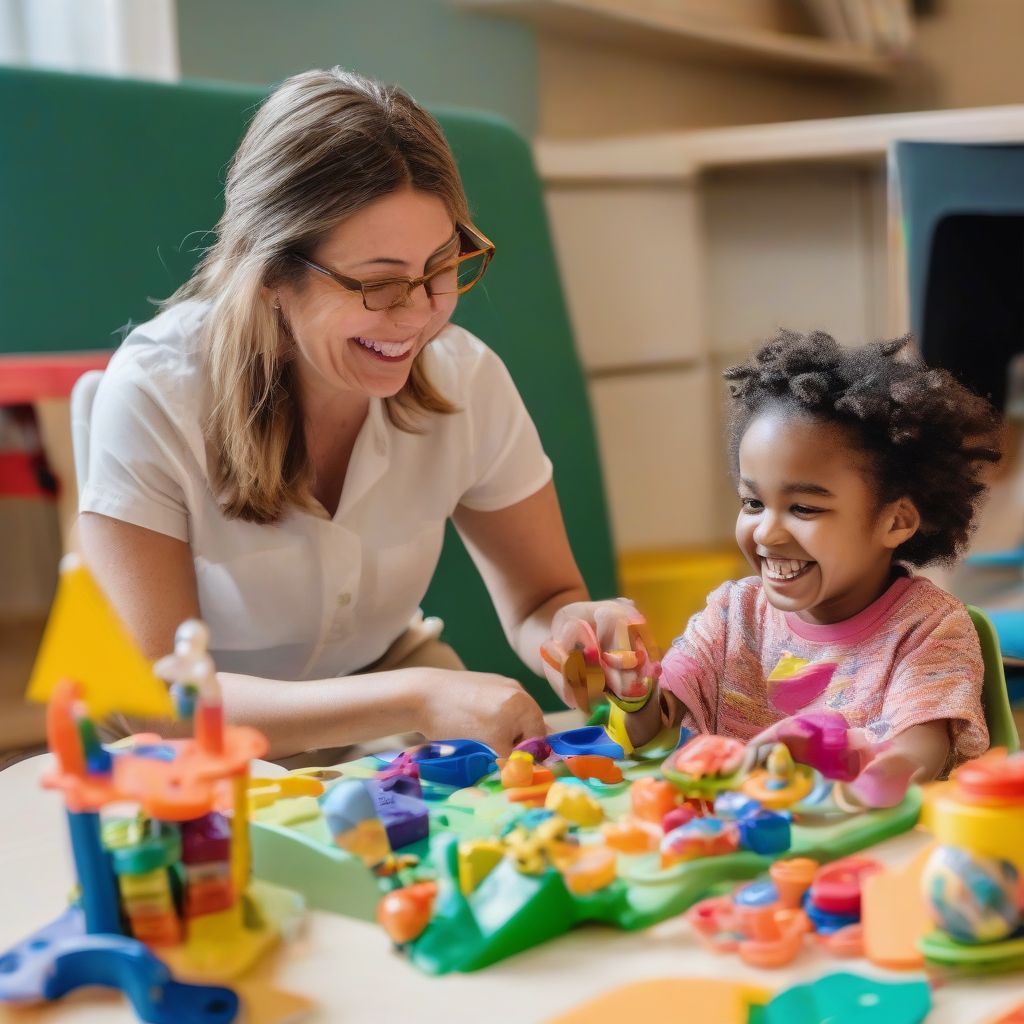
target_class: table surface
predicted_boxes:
[1,753,1023,1024]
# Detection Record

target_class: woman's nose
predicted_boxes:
[391,282,436,328]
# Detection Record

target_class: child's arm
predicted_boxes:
[881,720,950,779]
[836,721,949,809]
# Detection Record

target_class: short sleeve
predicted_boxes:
[458,347,552,511]
[881,603,989,769]
[79,374,190,542]
[661,581,733,734]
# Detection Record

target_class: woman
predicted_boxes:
[79,67,610,760]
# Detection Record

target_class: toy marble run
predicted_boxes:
[0,558,304,1023]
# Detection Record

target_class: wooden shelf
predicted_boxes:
[458,0,901,79]
[535,104,1024,183]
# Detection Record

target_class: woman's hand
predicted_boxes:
[411,669,547,756]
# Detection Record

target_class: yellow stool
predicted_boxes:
[619,548,748,650]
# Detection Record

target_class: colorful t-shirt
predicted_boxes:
[661,571,989,769]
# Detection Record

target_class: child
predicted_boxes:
[659,330,1000,796]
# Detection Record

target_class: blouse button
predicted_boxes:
[337,592,352,607]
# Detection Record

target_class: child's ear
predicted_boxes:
[881,497,921,550]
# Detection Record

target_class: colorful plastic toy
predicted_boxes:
[685,854,883,969]
[918,749,1024,972]
[661,734,747,799]
[248,722,923,975]
[1,559,306,1021]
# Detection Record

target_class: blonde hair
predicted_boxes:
[169,68,466,524]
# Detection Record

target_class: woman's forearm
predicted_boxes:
[217,668,428,760]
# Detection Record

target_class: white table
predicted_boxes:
[1,753,1022,1024]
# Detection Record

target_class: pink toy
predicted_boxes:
[685,895,810,968]
[755,712,870,782]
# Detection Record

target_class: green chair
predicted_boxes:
[0,65,615,710]
[967,605,1020,753]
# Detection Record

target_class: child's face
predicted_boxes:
[735,411,918,625]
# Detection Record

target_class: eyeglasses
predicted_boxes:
[291,222,494,312]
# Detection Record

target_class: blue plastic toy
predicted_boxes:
[0,907,238,1024]
[411,739,498,788]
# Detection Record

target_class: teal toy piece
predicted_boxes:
[108,821,182,876]
[764,972,931,1024]
[0,907,238,1023]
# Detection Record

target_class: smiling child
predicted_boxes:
[660,330,1001,784]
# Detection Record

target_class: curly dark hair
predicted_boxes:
[723,330,1001,566]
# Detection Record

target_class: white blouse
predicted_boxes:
[80,301,552,681]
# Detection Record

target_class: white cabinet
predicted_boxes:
[539,105,1024,550]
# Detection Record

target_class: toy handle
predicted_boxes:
[43,934,239,1024]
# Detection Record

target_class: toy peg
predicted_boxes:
[500,750,535,788]
[154,620,223,755]
[769,858,818,909]
[47,678,87,778]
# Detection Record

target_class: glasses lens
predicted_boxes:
[457,252,489,291]
[428,252,489,297]
[363,281,409,311]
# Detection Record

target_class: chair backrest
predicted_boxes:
[892,141,1024,411]
[70,370,104,493]
[1,66,616,709]
[967,605,1021,753]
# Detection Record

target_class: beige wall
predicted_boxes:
[538,0,1024,137]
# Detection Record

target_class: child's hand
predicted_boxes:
[543,598,659,710]
[412,669,547,756]
[838,749,919,809]
[741,712,873,782]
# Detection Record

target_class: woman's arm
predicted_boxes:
[78,512,545,758]
[452,481,590,677]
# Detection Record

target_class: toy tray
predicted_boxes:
[250,754,921,975]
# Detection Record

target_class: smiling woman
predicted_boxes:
[75,67,616,762]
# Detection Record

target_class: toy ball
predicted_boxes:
[922,845,1021,944]
[377,881,437,945]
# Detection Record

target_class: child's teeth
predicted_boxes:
[765,557,810,580]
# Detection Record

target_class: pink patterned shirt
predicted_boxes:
[661,571,989,769]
